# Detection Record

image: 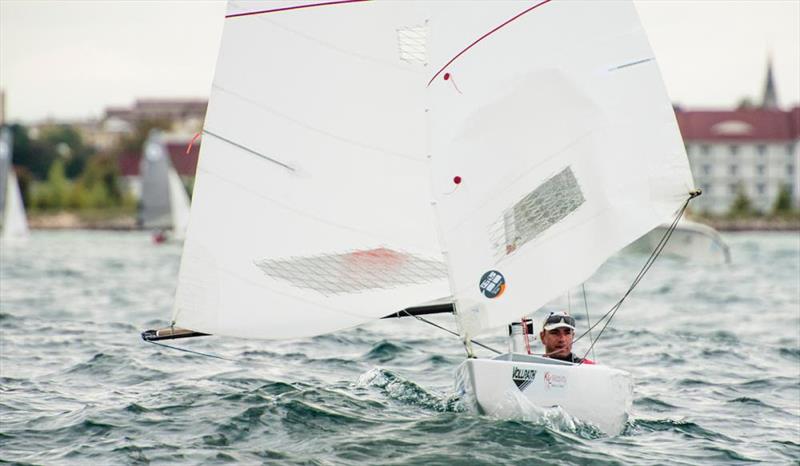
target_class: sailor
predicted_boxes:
[540,311,595,364]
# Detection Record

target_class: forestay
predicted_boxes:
[172,1,450,339]
[426,0,695,336]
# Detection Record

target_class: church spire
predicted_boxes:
[761,54,778,109]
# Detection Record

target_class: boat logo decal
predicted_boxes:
[544,371,567,390]
[512,366,537,391]
[479,270,505,299]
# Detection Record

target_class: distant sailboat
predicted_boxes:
[144,0,697,435]
[138,130,191,242]
[0,127,29,241]
[626,219,731,264]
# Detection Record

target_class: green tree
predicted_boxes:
[47,159,71,209]
[76,155,124,208]
[728,187,754,217]
[39,124,94,179]
[9,124,58,180]
[772,184,794,214]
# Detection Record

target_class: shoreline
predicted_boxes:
[27,212,800,232]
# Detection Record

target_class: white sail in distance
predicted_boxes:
[139,130,192,238]
[0,127,29,240]
[139,131,173,230]
[171,1,449,339]
[426,0,695,336]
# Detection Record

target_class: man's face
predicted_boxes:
[540,327,574,358]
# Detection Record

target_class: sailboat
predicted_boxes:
[625,218,731,264]
[143,0,696,435]
[138,130,191,242]
[0,126,29,241]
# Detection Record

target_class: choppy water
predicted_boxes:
[1,231,798,465]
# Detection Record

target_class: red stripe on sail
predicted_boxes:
[427,0,554,86]
[226,0,370,19]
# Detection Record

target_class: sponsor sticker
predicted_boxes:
[543,371,567,390]
[511,366,537,391]
[479,270,506,299]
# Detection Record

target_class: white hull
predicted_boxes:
[626,220,730,264]
[456,353,632,435]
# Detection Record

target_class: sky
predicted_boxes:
[1,0,798,123]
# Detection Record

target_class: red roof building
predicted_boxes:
[118,140,200,178]
[676,108,799,142]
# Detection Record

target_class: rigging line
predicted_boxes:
[226,0,370,18]
[574,198,686,346]
[400,309,502,355]
[145,339,235,362]
[567,290,572,314]
[577,195,694,362]
[202,129,295,172]
[427,0,554,86]
[573,195,693,345]
[582,284,595,361]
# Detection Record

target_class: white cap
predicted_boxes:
[542,311,576,331]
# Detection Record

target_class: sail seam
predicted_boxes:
[211,84,426,164]
[196,165,442,253]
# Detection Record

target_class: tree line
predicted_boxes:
[6,119,173,213]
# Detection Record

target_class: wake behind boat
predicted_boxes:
[142,0,697,436]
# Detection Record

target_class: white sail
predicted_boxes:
[2,172,29,240]
[140,130,192,238]
[139,131,172,229]
[172,1,449,339]
[167,165,191,240]
[626,219,731,264]
[0,127,29,240]
[426,1,695,336]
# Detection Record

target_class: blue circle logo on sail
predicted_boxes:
[479,270,506,299]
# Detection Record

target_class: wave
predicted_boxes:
[356,368,460,413]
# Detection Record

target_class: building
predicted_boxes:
[676,61,800,215]
[105,98,207,131]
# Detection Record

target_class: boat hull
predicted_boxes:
[455,353,632,435]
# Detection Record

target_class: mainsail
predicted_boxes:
[139,130,192,238]
[426,0,694,336]
[165,0,694,341]
[0,127,29,240]
[171,1,449,339]
[139,131,173,229]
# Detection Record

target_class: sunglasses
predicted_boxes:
[545,313,576,328]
